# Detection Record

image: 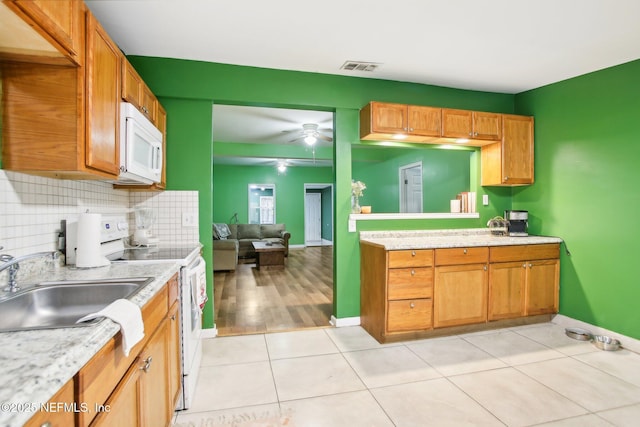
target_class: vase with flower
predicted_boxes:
[351,180,366,214]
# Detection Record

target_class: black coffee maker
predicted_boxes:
[504,210,528,236]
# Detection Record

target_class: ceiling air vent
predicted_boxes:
[340,61,381,72]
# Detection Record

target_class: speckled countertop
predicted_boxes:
[0,261,182,427]
[359,228,562,250]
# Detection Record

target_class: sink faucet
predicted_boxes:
[0,250,59,293]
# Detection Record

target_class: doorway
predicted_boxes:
[304,184,333,246]
[399,162,423,213]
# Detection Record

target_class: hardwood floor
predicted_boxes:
[213,246,334,336]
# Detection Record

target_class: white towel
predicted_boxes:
[77,299,145,357]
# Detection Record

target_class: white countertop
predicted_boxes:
[0,261,182,427]
[359,228,563,250]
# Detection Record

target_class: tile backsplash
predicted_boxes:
[0,170,200,257]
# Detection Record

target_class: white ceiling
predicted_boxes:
[86,0,640,94]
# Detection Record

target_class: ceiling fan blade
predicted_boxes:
[317,134,333,142]
[288,136,303,143]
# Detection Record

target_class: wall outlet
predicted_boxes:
[182,211,198,227]
[482,194,489,206]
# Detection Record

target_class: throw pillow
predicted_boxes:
[213,223,231,240]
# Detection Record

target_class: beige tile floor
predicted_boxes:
[173,323,640,427]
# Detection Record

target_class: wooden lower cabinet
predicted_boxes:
[526,259,560,315]
[90,360,140,427]
[361,242,560,343]
[488,244,560,320]
[139,319,170,427]
[488,261,526,320]
[360,242,434,342]
[24,378,75,427]
[434,264,488,328]
[75,273,179,427]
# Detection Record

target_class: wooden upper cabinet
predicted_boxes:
[441,108,472,139]
[4,0,83,64]
[363,102,407,135]
[442,109,501,141]
[408,105,441,137]
[360,102,441,141]
[481,114,534,186]
[122,58,158,123]
[85,11,121,176]
[473,111,502,140]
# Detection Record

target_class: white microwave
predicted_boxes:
[116,102,163,185]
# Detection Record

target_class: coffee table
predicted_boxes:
[252,241,286,270]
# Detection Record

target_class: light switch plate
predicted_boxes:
[482,194,489,206]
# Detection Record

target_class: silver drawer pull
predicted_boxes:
[411,251,416,256]
[463,249,468,254]
[410,302,415,308]
[411,269,415,276]
[523,263,527,268]
[141,356,153,373]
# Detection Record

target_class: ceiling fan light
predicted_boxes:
[277,164,287,173]
[304,135,317,145]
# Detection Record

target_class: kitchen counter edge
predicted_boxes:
[359,228,563,250]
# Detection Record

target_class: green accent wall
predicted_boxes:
[514,59,640,339]
[160,98,215,328]
[352,146,473,213]
[129,56,515,325]
[213,164,333,245]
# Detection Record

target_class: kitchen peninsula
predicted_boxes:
[360,229,563,343]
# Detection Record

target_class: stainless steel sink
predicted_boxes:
[0,277,153,332]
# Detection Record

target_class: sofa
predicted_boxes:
[213,223,291,271]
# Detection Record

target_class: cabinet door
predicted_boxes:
[140,84,157,121]
[526,259,559,315]
[139,318,170,427]
[488,261,526,320]
[473,112,502,140]
[24,378,75,427]
[167,302,182,412]
[122,59,142,106]
[91,361,141,427]
[12,0,83,63]
[370,102,407,134]
[502,114,534,184]
[85,11,120,176]
[434,264,488,328]
[408,105,441,137]
[441,108,472,139]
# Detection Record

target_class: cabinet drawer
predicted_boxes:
[388,249,433,268]
[388,268,433,300]
[387,299,432,332]
[490,244,560,263]
[435,247,488,265]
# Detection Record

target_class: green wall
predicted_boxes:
[129,56,515,325]
[352,146,473,213]
[213,164,333,245]
[160,98,215,327]
[514,59,640,339]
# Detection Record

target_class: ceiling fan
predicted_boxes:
[285,123,333,146]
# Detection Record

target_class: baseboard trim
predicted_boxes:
[553,315,640,353]
[200,326,218,339]
[330,315,361,327]
[289,244,306,249]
